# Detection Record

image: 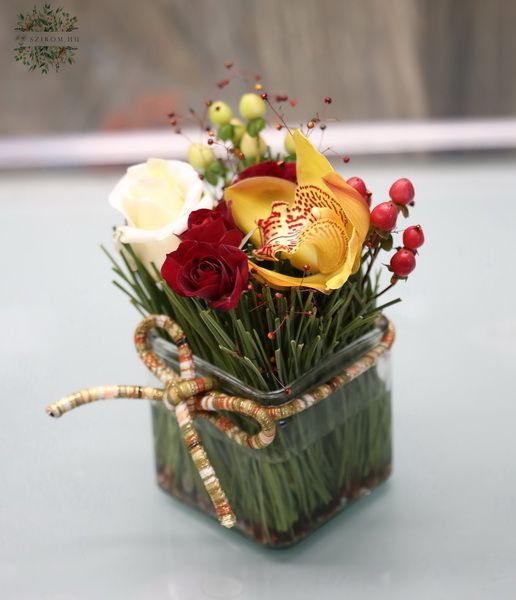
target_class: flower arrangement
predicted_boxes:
[106,88,423,387]
[49,66,424,547]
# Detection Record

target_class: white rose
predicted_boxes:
[109,158,215,273]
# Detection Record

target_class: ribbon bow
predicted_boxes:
[47,314,395,528]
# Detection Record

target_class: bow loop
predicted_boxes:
[197,392,276,450]
[163,377,215,408]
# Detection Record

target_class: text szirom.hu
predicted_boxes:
[15,32,80,47]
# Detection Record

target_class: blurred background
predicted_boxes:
[0,0,515,149]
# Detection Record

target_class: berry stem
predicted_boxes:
[362,245,381,291]
[371,278,398,302]
[263,97,291,134]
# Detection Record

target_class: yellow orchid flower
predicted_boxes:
[224,130,370,292]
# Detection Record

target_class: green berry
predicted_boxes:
[230,118,245,143]
[239,93,267,120]
[240,133,267,159]
[187,143,215,171]
[284,130,297,155]
[208,101,233,125]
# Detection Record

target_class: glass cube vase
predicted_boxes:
[150,318,392,548]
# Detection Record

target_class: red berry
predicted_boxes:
[403,225,425,249]
[390,249,416,277]
[370,202,398,231]
[346,176,367,197]
[389,178,415,205]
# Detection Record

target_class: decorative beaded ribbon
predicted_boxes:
[47,314,395,528]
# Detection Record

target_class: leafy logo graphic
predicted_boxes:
[14,4,78,74]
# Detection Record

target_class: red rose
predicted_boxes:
[187,201,236,231]
[161,240,248,311]
[235,160,297,184]
[182,201,242,245]
[182,217,243,245]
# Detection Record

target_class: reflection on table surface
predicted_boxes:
[1,154,516,599]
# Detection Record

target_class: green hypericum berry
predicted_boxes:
[208,101,233,125]
[187,143,216,170]
[284,130,297,155]
[239,93,267,120]
[230,118,245,143]
[240,132,267,159]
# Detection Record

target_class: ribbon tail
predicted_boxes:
[172,398,236,528]
[46,385,164,417]
[46,383,237,529]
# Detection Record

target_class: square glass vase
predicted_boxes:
[150,318,392,548]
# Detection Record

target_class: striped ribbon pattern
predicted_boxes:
[47,314,395,527]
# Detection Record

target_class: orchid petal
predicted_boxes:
[322,172,370,242]
[293,130,334,188]
[249,262,334,292]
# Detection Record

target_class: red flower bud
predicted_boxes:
[403,225,425,250]
[370,202,398,231]
[389,178,415,205]
[185,201,236,236]
[390,248,416,277]
[235,160,297,184]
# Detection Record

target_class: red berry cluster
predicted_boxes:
[390,225,424,277]
[385,178,422,278]
[368,178,415,232]
[348,175,425,282]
